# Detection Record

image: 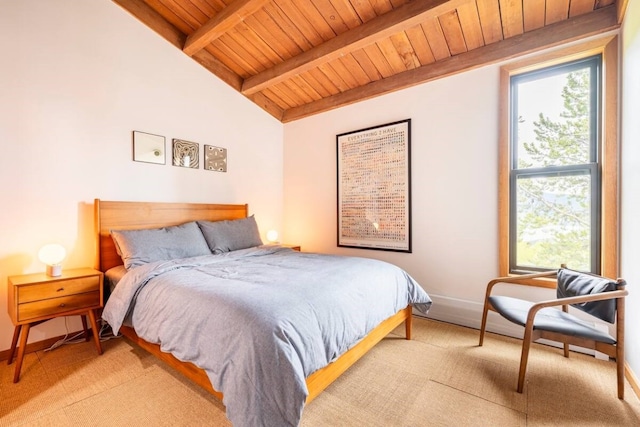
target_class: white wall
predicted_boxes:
[0,0,283,351]
[283,36,634,340]
[283,65,551,332]
[621,0,640,385]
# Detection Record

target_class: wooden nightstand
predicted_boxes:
[7,268,104,382]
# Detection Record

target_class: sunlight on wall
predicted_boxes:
[0,0,283,351]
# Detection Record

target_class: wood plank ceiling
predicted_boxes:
[114,0,625,123]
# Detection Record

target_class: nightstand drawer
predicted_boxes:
[17,276,100,304]
[17,291,100,322]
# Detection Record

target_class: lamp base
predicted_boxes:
[46,264,62,277]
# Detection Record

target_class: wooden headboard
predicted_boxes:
[95,199,249,272]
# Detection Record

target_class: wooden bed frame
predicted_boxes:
[95,199,413,404]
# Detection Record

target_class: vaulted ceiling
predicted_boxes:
[114,0,626,122]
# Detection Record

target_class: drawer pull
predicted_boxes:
[59,303,66,308]
[57,287,65,292]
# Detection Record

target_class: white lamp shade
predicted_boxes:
[266,230,279,243]
[39,244,66,277]
[38,244,66,266]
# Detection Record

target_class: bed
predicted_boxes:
[95,199,431,426]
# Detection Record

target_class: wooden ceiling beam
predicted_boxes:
[617,0,629,23]
[112,0,243,91]
[112,0,186,49]
[248,92,285,121]
[183,0,271,57]
[192,50,243,91]
[281,5,619,123]
[112,0,279,118]
[241,0,471,96]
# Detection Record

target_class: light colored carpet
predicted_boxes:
[1,317,639,426]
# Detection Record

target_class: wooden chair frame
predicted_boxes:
[479,269,628,399]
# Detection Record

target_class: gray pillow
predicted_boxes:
[197,216,263,254]
[111,221,211,269]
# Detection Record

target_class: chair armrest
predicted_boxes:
[485,270,557,299]
[525,289,629,324]
[488,270,557,286]
[530,289,628,310]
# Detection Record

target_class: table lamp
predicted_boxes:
[266,230,279,244]
[38,244,66,277]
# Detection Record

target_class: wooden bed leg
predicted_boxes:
[405,306,413,340]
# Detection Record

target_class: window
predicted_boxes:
[510,56,601,274]
[499,37,619,281]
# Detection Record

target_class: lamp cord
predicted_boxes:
[44,317,85,352]
[43,316,120,352]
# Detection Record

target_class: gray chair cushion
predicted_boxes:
[557,268,618,323]
[489,295,616,344]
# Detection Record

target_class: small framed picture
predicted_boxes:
[133,131,165,165]
[204,145,227,172]
[172,139,199,168]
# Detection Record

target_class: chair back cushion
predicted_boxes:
[557,268,617,323]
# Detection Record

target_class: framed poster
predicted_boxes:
[337,119,411,252]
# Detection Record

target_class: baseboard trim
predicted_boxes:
[0,329,90,362]
[626,362,640,399]
[416,294,525,337]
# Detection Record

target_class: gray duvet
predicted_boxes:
[102,246,432,427]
